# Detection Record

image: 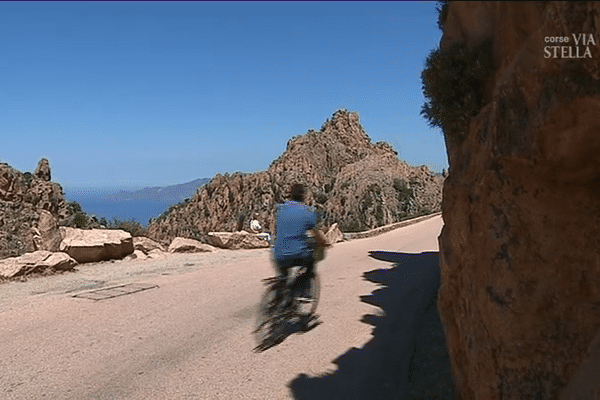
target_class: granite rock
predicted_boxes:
[437,2,600,398]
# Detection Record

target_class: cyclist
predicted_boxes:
[272,183,330,301]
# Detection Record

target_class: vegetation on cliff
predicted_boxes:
[421,0,496,144]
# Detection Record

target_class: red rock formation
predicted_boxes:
[147,110,444,245]
[0,159,68,259]
[436,2,600,398]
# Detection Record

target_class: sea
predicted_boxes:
[71,199,173,227]
[63,188,175,227]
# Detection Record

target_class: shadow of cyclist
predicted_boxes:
[288,251,454,399]
[254,314,322,353]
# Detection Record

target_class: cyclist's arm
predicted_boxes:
[309,228,330,248]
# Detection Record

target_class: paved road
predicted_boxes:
[0,215,444,400]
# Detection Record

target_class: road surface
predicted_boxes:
[0,215,444,399]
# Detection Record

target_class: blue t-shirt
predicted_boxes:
[272,200,316,261]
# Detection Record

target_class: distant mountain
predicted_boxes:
[104,178,211,203]
[63,178,211,227]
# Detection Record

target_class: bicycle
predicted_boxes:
[254,258,321,352]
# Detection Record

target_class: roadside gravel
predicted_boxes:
[0,248,270,313]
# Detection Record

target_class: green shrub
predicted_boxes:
[178,224,205,243]
[67,201,83,216]
[107,218,146,237]
[393,178,406,192]
[73,212,88,228]
[342,219,362,233]
[375,205,385,225]
[23,172,33,187]
[324,177,336,193]
[393,178,414,202]
[315,192,328,205]
[421,38,495,144]
[363,191,373,209]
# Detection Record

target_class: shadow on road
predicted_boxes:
[254,315,323,353]
[288,251,455,399]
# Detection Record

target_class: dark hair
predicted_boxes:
[290,183,305,202]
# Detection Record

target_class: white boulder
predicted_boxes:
[59,227,134,263]
[168,237,216,253]
[0,250,78,278]
[207,231,270,250]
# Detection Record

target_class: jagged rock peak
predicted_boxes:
[0,160,68,260]
[147,109,444,246]
[34,158,51,182]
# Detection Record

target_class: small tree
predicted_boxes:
[107,218,146,237]
[73,212,88,228]
[67,201,83,216]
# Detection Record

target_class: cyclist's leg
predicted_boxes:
[295,255,315,296]
[275,257,296,306]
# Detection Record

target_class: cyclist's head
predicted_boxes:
[290,183,306,202]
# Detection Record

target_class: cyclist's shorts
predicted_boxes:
[275,254,314,275]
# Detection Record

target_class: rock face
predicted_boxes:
[59,227,134,263]
[207,231,270,250]
[0,250,77,278]
[435,2,600,399]
[0,159,68,260]
[147,110,444,246]
[167,237,216,253]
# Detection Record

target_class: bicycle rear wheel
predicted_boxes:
[254,284,277,343]
[254,280,288,347]
[295,273,320,317]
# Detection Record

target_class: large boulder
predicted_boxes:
[125,249,150,261]
[32,209,62,252]
[207,231,270,250]
[133,236,166,253]
[59,227,134,263]
[126,238,169,260]
[435,2,600,398]
[0,250,77,278]
[168,237,216,253]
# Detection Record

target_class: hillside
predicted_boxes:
[101,178,210,203]
[147,109,445,245]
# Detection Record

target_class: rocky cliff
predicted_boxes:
[0,159,69,259]
[147,110,444,245]
[431,2,600,399]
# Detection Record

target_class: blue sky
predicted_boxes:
[1,1,447,189]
